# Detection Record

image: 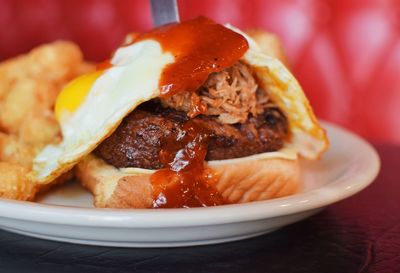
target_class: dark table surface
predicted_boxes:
[0,143,398,273]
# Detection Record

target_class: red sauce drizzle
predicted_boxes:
[150,121,226,208]
[132,16,249,97]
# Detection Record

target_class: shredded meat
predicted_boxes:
[161,61,270,124]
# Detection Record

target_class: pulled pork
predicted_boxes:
[161,61,270,124]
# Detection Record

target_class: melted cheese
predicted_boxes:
[119,148,297,175]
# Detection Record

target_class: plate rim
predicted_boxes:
[0,122,380,228]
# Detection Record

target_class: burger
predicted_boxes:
[32,16,329,208]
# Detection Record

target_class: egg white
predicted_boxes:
[33,40,174,183]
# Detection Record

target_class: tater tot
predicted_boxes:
[0,40,89,201]
[28,41,83,82]
[0,79,44,133]
[18,110,60,147]
[74,62,96,76]
[0,133,36,168]
[0,56,29,81]
[0,162,36,201]
[0,75,9,101]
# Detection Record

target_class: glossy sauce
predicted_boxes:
[150,120,226,208]
[132,16,249,97]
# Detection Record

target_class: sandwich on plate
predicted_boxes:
[32,16,329,208]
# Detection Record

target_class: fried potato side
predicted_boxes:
[0,132,36,169]
[0,162,36,201]
[18,109,61,147]
[0,80,51,133]
[0,41,95,201]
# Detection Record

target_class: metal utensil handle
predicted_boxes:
[150,0,180,27]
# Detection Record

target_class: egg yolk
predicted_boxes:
[55,71,103,122]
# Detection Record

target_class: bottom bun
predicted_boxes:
[75,154,300,208]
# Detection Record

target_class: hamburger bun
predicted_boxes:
[75,153,299,208]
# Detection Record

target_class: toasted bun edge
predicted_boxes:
[75,154,300,208]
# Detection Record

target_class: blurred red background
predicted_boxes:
[0,0,399,144]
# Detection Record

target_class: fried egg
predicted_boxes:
[33,25,328,184]
[33,40,174,183]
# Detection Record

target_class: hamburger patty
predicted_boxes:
[94,102,288,169]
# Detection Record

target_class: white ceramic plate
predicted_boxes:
[0,122,380,247]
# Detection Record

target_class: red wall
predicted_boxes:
[0,0,399,144]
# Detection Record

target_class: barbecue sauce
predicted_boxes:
[132,16,249,97]
[150,120,226,208]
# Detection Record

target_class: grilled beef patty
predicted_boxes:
[94,101,288,169]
